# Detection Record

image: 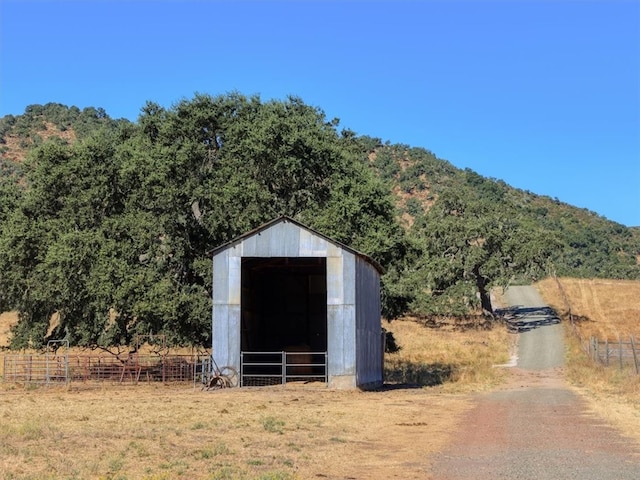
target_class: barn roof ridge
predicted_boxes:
[209,215,384,274]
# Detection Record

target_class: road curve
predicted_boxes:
[431,285,640,480]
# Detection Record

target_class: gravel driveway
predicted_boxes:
[431,285,640,479]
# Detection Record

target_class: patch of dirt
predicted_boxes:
[1,121,76,164]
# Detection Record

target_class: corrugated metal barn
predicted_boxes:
[211,216,384,389]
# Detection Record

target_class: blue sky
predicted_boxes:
[1,0,639,226]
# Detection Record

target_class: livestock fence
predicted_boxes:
[2,351,212,387]
[552,276,639,376]
[589,336,639,374]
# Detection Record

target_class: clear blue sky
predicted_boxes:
[1,0,639,226]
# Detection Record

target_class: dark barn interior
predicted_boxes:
[240,257,327,353]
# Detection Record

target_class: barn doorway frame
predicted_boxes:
[239,256,328,386]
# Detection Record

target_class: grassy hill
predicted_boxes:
[0,99,638,348]
[3,103,637,283]
[368,142,639,279]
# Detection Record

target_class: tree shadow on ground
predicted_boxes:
[495,305,561,333]
[414,315,495,332]
[383,360,456,389]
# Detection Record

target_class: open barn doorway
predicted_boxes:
[240,257,327,385]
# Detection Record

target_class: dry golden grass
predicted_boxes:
[0,311,18,349]
[535,277,640,443]
[536,277,640,340]
[0,382,476,480]
[0,315,511,479]
[384,317,512,392]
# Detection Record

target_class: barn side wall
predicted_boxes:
[355,257,383,389]
[327,251,356,388]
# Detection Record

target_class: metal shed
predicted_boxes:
[211,216,384,389]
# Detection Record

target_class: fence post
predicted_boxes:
[605,339,609,366]
[325,351,329,384]
[282,351,287,385]
[619,337,623,371]
[630,336,639,375]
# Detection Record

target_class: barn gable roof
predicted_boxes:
[209,216,384,274]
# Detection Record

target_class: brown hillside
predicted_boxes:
[1,121,76,164]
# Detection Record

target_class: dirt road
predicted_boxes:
[431,286,640,479]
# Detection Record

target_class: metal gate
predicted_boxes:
[240,351,327,386]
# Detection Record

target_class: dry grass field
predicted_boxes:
[0,316,511,480]
[5,276,638,479]
[0,383,474,480]
[535,277,640,443]
[536,277,640,340]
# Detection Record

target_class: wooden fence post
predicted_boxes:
[631,336,639,375]
[619,337,623,371]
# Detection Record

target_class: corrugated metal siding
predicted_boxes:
[212,250,241,370]
[355,258,383,387]
[212,304,241,369]
[241,221,302,257]
[299,228,328,256]
[326,256,343,305]
[212,252,229,305]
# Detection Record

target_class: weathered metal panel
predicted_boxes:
[241,232,259,256]
[229,242,243,258]
[212,251,229,305]
[275,221,301,256]
[342,251,356,306]
[212,304,230,365]
[342,304,356,375]
[226,304,241,372]
[261,222,297,255]
[212,304,241,371]
[240,221,303,257]
[228,255,241,305]
[355,258,383,387]
[327,241,342,258]
[327,304,356,377]
[326,255,343,305]
[299,228,328,256]
[327,305,344,376]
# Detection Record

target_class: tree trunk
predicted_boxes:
[473,265,493,316]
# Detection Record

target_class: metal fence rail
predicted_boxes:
[3,354,211,385]
[240,351,327,387]
[589,336,639,375]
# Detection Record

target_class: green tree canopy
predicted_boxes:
[0,93,403,348]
